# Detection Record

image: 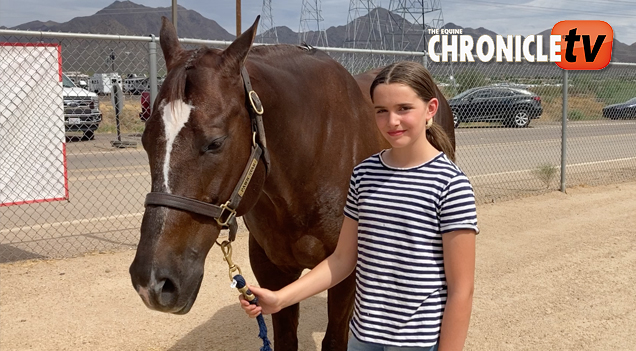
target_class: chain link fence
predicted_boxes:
[1,29,635,262]
[426,60,636,201]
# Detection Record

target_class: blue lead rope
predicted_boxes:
[232,274,272,351]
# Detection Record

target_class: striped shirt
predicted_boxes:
[344,150,478,347]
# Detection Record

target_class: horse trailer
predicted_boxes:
[89,73,122,94]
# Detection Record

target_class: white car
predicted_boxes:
[62,73,102,140]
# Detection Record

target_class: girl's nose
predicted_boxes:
[388,111,400,126]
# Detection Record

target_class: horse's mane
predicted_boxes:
[249,43,321,57]
[162,44,323,104]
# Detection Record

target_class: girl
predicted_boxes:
[240,61,478,351]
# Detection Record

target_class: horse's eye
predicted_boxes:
[204,136,226,153]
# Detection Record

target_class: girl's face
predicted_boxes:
[373,83,438,149]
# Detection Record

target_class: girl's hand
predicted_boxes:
[238,285,282,318]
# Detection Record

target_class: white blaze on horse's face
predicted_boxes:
[161,99,193,192]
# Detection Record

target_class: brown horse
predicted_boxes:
[129,16,455,351]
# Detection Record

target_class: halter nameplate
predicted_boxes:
[238,158,259,197]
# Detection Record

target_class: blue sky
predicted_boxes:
[1,0,635,44]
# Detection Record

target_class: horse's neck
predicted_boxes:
[246,52,380,207]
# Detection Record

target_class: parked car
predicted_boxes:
[62,73,102,140]
[449,86,543,128]
[602,97,636,120]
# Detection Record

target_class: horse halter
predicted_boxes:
[144,65,271,242]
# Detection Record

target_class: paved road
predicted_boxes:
[457,120,636,176]
[2,120,635,260]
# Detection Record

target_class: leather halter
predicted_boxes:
[144,66,270,242]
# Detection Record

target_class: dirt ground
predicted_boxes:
[2,181,636,351]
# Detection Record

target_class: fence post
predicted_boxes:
[560,69,568,192]
[149,34,158,108]
[422,50,428,69]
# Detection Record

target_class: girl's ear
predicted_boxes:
[427,97,439,121]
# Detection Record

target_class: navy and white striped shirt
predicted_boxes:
[344,150,478,347]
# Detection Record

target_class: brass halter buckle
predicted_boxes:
[248,90,264,115]
[215,201,237,227]
[219,240,242,281]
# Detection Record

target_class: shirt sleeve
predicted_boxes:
[343,169,359,221]
[438,174,479,234]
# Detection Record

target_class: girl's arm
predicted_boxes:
[438,229,476,351]
[240,216,359,317]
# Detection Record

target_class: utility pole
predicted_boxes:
[109,49,115,72]
[236,0,242,35]
[172,0,177,33]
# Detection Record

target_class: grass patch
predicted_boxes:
[96,95,146,135]
[533,163,558,189]
[595,79,636,105]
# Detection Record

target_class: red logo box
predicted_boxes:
[552,20,613,70]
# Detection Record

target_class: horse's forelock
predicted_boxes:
[162,47,229,106]
[164,66,187,105]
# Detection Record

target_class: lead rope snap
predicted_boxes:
[233,275,272,351]
[218,240,272,351]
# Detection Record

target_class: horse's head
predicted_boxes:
[129,16,266,314]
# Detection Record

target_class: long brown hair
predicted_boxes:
[370,61,455,162]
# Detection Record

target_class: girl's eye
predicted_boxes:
[400,106,412,111]
[376,109,387,114]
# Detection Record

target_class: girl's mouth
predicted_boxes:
[387,130,405,137]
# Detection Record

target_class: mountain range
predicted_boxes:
[2,1,635,63]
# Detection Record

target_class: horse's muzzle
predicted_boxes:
[130,261,203,314]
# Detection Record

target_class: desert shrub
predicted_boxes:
[455,69,487,93]
[533,163,558,189]
[568,109,586,121]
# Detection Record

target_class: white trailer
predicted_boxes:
[123,77,149,94]
[89,73,122,94]
[65,71,90,89]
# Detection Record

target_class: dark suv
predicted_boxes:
[449,86,543,128]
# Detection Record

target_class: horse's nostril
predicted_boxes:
[161,278,176,294]
[154,278,178,307]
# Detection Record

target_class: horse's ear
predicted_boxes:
[160,16,184,72]
[223,16,260,67]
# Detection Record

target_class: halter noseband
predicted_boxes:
[144,63,270,242]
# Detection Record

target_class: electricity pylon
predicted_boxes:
[259,0,279,44]
[299,0,329,46]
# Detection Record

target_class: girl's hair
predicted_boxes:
[370,61,455,162]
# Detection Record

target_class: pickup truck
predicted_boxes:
[62,73,102,140]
